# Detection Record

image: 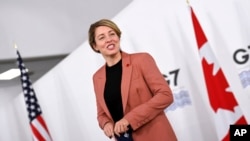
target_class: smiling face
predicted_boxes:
[93,26,121,58]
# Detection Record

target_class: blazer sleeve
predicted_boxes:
[124,53,174,130]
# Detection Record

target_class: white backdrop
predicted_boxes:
[0,0,250,141]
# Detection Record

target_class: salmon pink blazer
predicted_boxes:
[93,52,177,141]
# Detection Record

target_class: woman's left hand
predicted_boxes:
[114,118,130,137]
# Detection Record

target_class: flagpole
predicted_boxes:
[13,42,18,52]
[13,42,17,48]
[186,0,191,12]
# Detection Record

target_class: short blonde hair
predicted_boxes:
[88,19,121,53]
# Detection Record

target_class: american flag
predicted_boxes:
[16,49,53,141]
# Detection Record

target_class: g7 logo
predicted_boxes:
[233,45,250,65]
[162,69,180,86]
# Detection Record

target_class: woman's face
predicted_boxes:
[93,26,120,57]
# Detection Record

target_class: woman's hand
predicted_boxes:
[103,122,114,138]
[114,118,130,137]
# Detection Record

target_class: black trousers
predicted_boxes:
[115,132,133,141]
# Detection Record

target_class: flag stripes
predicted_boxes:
[31,115,52,141]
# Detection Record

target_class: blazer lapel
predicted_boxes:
[121,52,132,113]
[95,66,112,118]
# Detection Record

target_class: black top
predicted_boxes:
[104,59,123,122]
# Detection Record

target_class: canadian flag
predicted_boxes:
[190,6,248,141]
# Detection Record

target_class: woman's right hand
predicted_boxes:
[103,122,115,139]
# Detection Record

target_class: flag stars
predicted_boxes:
[22,82,27,87]
[30,112,36,118]
[22,68,26,73]
[30,98,35,103]
[30,91,34,96]
[30,105,35,109]
[22,76,27,81]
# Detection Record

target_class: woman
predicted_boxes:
[88,19,177,141]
